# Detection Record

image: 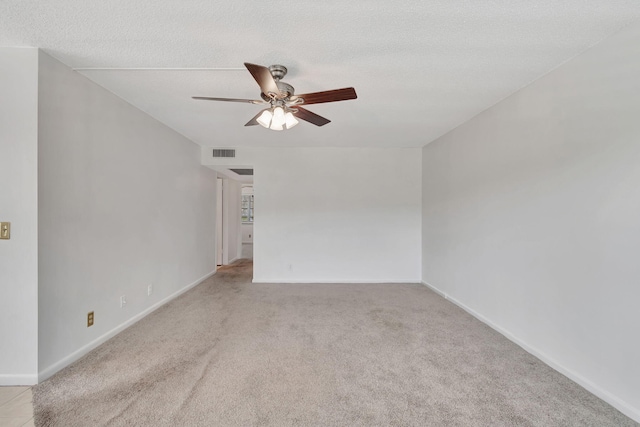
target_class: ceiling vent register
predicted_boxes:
[212,149,236,158]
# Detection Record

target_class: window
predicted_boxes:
[241,194,254,223]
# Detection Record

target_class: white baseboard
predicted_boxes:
[252,279,419,284]
[38,269,216,383]
[421,280,640,424]
[0,374,38,386]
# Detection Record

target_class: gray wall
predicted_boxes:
[0,48,39,385]
[421,23,640,420]
[37,52,217,378]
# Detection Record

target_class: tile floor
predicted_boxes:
[0,387,34,426]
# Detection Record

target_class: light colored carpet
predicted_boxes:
[34,260,636,426]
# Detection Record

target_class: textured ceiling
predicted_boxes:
[2,1,640,148]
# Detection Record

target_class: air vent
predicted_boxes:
[230,169,253,176]
[212,149,236,158]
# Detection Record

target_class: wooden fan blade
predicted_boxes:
[244,63,282,99]
[293,107,331,126]
[245,110,266,126]
[192,96,264,104]
[290,87,357,105]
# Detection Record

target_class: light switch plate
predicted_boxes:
[0,222,10,239]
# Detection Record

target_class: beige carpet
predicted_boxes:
[34,260,636,426]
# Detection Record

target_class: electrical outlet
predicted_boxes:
[120,295,126,308]
[87,311,94,327]
[147,284,153,296]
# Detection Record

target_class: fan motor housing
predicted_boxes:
[261,81,295,101]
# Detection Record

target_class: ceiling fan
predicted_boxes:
[192,63,357,131]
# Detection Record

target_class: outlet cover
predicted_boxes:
[120,295,126,308]
[87,311,94,327]
[147,284,153,296]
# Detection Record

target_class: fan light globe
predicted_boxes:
[270,107,286,131]
[284,112,299,129]
[257,110,273,128]
[256,107,299,131]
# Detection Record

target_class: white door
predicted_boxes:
[216,178,223,266]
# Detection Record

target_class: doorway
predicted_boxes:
[241,185,254,260]
[212,168,253,280]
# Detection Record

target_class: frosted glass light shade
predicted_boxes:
[270,107,285,130]
[256,107,297,131]
[284,112,299,129]
[257,110,273,128]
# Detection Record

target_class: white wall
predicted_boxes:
[37,52,217,379]
[0,48,39,385]
[422,23,640,421]
[242,224,253,243]
[203,147,422,283]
